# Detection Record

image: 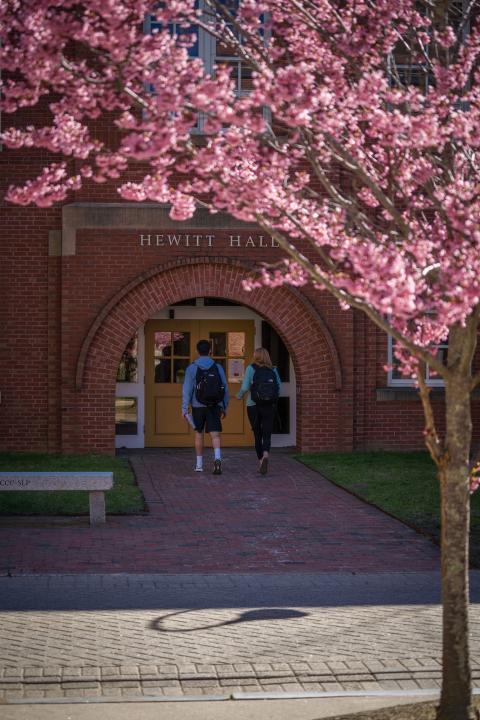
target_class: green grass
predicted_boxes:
[0,453,145,515]
[297,451,480,566]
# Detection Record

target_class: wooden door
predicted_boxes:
[145,319,254,447]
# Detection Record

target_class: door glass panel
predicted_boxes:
[173,331,190,356]
[116,334,138,383]
[115,397,138,435]
[210,332,227,357]
[215,358,226,372]
[228,332,245,357]
[154,332,172,383]
[228,358,245,383]
[155,331,172,353]
[155,359,171,383]
[173,359,189,384]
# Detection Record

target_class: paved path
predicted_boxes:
[0,450,468,704]
[1,571,480,701]
[1,450,440,574]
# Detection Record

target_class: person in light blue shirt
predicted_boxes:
[236,348,281,475]
[182,339,229,475]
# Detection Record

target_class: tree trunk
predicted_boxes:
[437,379,476,720]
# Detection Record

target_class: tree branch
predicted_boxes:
[251,214,452,380]
[417,370,445,466]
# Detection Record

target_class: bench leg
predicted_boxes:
[89,491,106,526]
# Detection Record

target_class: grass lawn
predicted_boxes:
[0,453,145,515]
[297,451,480,567]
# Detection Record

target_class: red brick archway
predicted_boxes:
[69,259,343,453]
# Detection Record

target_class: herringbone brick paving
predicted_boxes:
[1,572,480,699]
[1,450,440,574]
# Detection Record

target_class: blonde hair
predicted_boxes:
[252,347,273,368]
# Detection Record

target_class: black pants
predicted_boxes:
[247,404,276,459]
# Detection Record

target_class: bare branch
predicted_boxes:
[417,370,445,466]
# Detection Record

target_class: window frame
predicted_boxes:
[387,334,447,387]
[144,2,269,132]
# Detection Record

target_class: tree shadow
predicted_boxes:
[150,607,308,633]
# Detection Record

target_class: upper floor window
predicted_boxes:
[145,1,266,131]
[387,0,470,95]
[387,335,448,387]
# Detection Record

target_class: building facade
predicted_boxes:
[3,190,478,456]
[2,4,479,457]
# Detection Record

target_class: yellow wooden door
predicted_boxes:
[145,320,196,447]
[145,319,254,447]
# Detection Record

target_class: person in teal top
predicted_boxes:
[236,348,281,475]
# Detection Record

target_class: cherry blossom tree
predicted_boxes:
[1,0,480,716]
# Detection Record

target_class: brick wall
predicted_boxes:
[1,125,480,455]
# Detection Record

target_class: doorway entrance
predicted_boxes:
[145,319,255,447]
[115,298,296,449]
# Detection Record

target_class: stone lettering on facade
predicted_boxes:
[139,233,279,249]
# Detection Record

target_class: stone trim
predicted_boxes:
[376,387,480,402]
[62,203,260,256]
[48,230,62,257]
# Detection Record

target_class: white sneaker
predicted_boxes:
[194,466,204,472]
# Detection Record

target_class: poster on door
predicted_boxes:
[228,359,245,383]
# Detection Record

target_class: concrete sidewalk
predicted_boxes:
[1,571,480,702]
[1,695,442,720]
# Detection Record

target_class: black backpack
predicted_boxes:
[195,363,226,407]
[251,364,279,406]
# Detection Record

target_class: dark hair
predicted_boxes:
[197,339,211,356]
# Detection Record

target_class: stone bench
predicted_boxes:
[0,472,113,526]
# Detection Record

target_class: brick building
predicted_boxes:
[1,4,478,457]
[3,190,474,455]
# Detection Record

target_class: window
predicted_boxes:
[115,397,138,435]
[154,331,190,384]
[387,0,471,95]
[387,335,448,387]
[116,334,138,383]
[145,2,214,131]
[145,1,267,131]
[388,60,430,94]
[215,1,254,97]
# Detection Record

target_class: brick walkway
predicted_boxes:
[1,449,440,574]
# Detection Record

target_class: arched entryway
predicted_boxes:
[115,299,297,448]
[71,258,342,454]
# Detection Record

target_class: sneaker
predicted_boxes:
[259,457,268,475]
[194,466,204,472]
[213,459,222,475]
